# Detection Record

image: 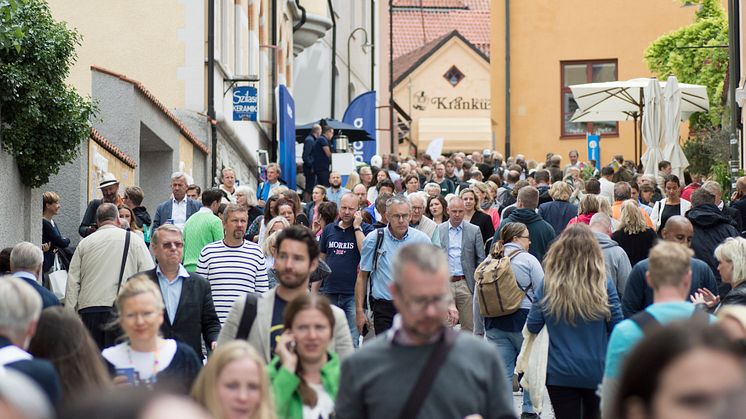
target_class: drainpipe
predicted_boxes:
[293,0,307,32]
[389,0,394,154]
[371,0,375,90]
[208,0,218,186]
[271,0,277,162]
[327,0,337,118]
[504,0,511,157]
[728,0,741,172]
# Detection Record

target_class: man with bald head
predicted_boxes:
[621,215,718,317]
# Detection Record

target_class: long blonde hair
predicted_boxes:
[617,200,647,234]
[541,224,611,325]
[191,341,276,419]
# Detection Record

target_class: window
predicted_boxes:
[444,65,465,87]
[561,60,618,137]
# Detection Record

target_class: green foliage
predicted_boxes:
[644,0,728,129]
[0,0,25,53]
[681,127,729,177]
[0,0,95,188]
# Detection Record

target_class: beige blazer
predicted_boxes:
[217,288,354,363]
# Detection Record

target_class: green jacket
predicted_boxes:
[268,352,340,419]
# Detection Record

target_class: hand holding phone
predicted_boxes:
[275,330,298,372]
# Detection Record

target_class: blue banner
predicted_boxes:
[233,86,258,121]
[278,85,296,190]
[587,134,600,170]
[343,91,377,165]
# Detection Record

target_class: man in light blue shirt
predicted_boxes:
[355,196,432,335]
[327,171,351,208]
[600,241,714,417]
[140,225,221,359]
[156,264,188,324]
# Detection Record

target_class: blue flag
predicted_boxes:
[278,85,296,189]
[343,91,377,165]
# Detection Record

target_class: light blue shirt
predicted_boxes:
[327,186,350,208]
[447,222,464,276]
[360,226,432,300]
[156,264,189,324]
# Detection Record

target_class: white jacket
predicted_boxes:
[650,198,692,230]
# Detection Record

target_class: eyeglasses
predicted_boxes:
[411,206,424,211]
[389,213,410,220]
[518,235,530,239]
[404,294,452,313]
[161,241,184,249]
[123,311,159,321]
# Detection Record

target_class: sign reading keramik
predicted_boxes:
[233,86,258,121]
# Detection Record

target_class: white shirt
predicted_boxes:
[102,339,177,381]
[301,382,335,419]
[599,178,615,204]
[172,198,188,229]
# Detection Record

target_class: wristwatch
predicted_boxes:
[354,227,363,232]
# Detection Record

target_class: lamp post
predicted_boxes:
[347,27,373,104]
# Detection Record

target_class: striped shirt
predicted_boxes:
[197,240,269,324]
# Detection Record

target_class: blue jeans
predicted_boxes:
[324,293,360,348]
[486,327,534,414]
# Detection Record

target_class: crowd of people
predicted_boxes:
[4,147,746,419]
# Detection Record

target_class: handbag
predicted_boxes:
[49,251,68,300]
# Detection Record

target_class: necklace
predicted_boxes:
[126,340,160,388]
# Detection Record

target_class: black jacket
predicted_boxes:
[722,205,743,234]
[0,337,61,406]
[132,206,152,228]
[139,269,221,359]
[722,282,746,307]
[686,204,739,282]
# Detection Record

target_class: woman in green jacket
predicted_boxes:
[269,294,340,419]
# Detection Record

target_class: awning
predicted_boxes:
[416,117,491,153]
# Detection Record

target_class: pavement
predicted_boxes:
[513,389,555,418]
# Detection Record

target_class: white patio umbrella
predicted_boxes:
[640,79,665,175]
[662,75,689,180]
[570,78,709,162]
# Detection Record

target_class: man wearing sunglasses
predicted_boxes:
[136,224,220,361]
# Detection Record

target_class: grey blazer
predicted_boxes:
[152,198,202,230]
[216,288,354,363]
[436,221,486,293]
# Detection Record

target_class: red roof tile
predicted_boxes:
[392,9,490,59]
[90,66,211,155]
[393,0,467,8]
[90,127,137,168]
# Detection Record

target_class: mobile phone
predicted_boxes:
[116,367,136,384]
[286,339,296,353]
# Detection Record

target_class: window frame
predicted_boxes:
[560,59,619,138]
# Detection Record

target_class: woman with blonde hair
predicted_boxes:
[596,195,620,231]
[103,275,202,393]
[611,200,657,266]
[260,216,291,269]
[708,237,746,308]
[235,185,263,226]
[567,193,600,227]
[731,175,746,229]
[538,181,578,235]
[344,171,361,191]
[472,182,500,228]
[460,188,495,245]
[527,224,623,418]
[192,341,276,419]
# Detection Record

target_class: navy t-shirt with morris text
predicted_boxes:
[319,221,374,295]
[269,294,288,354]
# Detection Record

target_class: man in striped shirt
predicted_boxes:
[197,203,269,324]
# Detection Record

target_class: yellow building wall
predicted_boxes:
[48,0,187,108]
[394,38,491,154]
[87,141,136,201]
[179,135,195,181]
[490,0,720,164]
